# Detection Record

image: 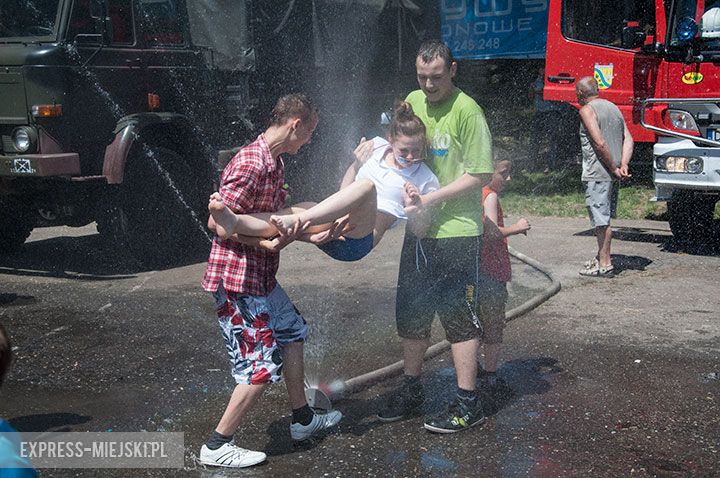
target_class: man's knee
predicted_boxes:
[280,341,304,360]
[595,224,611,236]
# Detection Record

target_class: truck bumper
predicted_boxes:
[653,139,720,201]
[0,153,81,177]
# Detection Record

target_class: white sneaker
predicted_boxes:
[199,442,266,468]
[290,409,343,441]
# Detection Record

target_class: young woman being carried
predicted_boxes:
[208,101,439,261]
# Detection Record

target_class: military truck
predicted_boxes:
[0,0,255,267]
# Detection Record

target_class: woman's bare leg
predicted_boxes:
[270,180,377,239]
[208,193,318,240]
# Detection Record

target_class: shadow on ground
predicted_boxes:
[574,226,720,257]
[611,254,653,273]
[0,233,209,279]
[9,413,93,433]
[261,356,563,458]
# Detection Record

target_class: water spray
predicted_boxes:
[304,379,347,412]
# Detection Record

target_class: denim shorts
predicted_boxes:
[213,282,307,385]
[584,181,618,227]
[317,233,374,262]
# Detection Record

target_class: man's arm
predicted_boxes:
[579,105,622,179]
[419,172,492,208]
[403,183,431,238]
[619,122,634,177]
[297,215,354,245]
[229,233,283,252]
[215,155,291,250]
[219,156,262,213]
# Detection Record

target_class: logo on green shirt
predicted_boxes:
[432,132,451,157]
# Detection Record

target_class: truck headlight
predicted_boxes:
[686,157,703,174]
[655,155,703,173]
[11,126,38,153]
[667,110,699,132]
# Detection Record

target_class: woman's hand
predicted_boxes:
[353,137,374,164]
[403,182,422,207]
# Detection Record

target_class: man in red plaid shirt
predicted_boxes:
[199,94,342,468]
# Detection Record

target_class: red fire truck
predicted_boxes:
[543,0,720,246]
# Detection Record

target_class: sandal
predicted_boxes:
[583,257,599,269]
[579,263,615,277]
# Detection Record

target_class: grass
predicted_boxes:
[500,164,667,220]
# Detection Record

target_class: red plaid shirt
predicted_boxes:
[202,134,288,295]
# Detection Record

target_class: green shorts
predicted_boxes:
[395,234,484,344]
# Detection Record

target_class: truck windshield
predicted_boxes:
[669,0,720,56]
[0,0,61,40]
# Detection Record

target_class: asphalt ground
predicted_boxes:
[0,216,718,477]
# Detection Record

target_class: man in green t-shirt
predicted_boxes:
[377,40,494,433]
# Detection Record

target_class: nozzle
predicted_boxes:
[305,387,332,411]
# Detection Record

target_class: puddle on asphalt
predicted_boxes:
[299,258,551,393]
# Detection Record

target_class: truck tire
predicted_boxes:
[98,145,212,268]
[667,191,719,247]
[0,197,34,253]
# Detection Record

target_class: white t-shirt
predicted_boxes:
[356,137,440,223]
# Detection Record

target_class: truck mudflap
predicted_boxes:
[0,153,80,177]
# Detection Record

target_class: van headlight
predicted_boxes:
[655,155,703,173]
[11,127,38,153]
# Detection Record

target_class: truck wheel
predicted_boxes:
[0,197,34,253]
[667,191,719,247]
[99,145,212,268]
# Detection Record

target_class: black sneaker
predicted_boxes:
[423,398,485,433]
[478,371,506,390]
[377,385,424,422]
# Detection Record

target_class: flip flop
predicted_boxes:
[583,257,599,269]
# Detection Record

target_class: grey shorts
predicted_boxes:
[584,181,618,227]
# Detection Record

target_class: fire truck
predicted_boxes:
[544,0,720,246]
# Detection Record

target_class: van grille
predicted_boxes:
[1,135,15,154]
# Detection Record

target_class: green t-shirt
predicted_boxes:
[406,88,493,238]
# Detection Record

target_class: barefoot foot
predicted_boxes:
[269,214,299,235]
[208,195,237,240]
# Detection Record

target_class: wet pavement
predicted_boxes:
[0,217,718,477]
